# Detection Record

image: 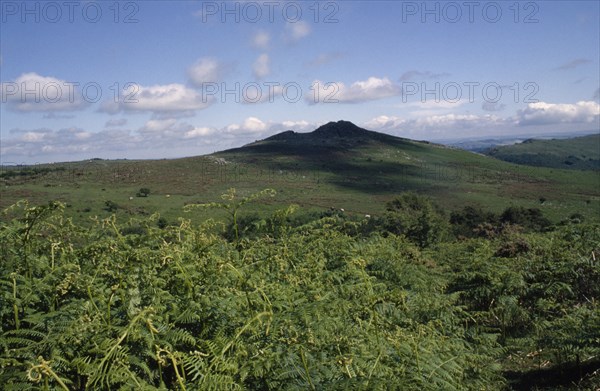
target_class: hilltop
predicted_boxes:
[220,120,419,157]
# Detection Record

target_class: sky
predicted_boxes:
[1,0,599,164]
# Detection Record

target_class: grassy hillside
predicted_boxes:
[484,134,600,170]
[1,122,600,389]
[1,121,598,225]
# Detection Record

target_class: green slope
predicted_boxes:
[1,121,599,224]
[484,134,600,170]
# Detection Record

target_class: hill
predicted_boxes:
[1,121,598,224]
[1,121,599,390]
[484,134,600,170]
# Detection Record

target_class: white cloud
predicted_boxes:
[251,30,270,50]
[184,127,215,138]
[1,72,88,112]
[281,120,310,129]
[0,117,293,159]
[307,77,401,104]
[100,83,213,114]
[253,54,271,79]
[516,101,600,125]
[364,113,507,139]
[21,130,50,142]
[413,113,499,129]
[226,117,267,134]
[140,118,178,133]
[3,127,94,157]
[365,102,600,139]
[364,115,406,130]
[285,21,311,42]
[187,57,226,86]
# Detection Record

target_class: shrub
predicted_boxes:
[157,216,169,229]
[500,206,552,232]
[382,192,448,247]
[104,200,119,212]
[137,187,151,197]
[450,206,499,238]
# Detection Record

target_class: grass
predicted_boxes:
[1,122,599,225]
[484,134,600,170]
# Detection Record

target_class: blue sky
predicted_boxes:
[1,0,599,163]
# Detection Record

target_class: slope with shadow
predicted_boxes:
[218,120,427,162]
[213,121,599,219]
[215,120,443,193]
[216,121,589,210]
[1,121,598,223]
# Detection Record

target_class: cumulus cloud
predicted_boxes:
[307,77,401,104]
[364,115,405,131]
[555,58,591,71]
[284,21,311,42]
[1,72,88,112]
[225,117,267,134]
[3,121,214,160]
[140,118,179,133]
[516,101,599,125]
[184,126,215,139]
[251,30,270,50]
[134,119,219,143]
[2,127,95,157]
[187,57,227,87]
[364,114,507,139]
[281,120,311,129]
[99,83,213,115]
[366,101,600,139]
[253,54,271,79]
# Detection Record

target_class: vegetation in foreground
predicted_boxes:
[1,190,599,390]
